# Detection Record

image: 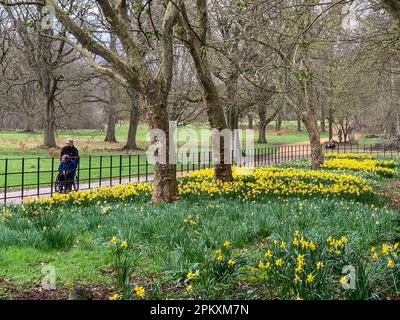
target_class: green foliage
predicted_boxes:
[101,234,141,300]
[132,2,143,12]
[1,190,399,299]
[298,68,313,81]
[235,0,248,9]
[1,158,399,299]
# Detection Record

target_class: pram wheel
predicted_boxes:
[54,172,78,194]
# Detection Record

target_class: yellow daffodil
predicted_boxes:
[186,271,199,280]
[108,294,119,300]
[275,259,283,267]
[264,250,272,258]
[110,236,118,244]
[185,285,193,292]
[339,276,348,285]
[133,286,145,298]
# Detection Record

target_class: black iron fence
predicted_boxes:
[1,143,399,204]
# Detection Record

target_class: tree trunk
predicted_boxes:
[104,101,117,143]
[126,108,138,150]
[276,112,282,132]
[225,69,239,130]
[328,108,334,141]
[258,124,267,144]
[181,0,233,182]
[320,105,326,133]
[24,114,35,132]
[143,89,178,203]
[248,114,253,129]
[105,32,118,143]
[206,95,233,182]
[257,105,268,144]
[125,89,139,150]
[226,108,239,130]
[301,110,324,168]
[258,105,280,144]
[43,96,57,148]
[152,161,178,203]
[297,115,302,132]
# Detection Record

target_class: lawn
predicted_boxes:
[0,121,327,158]
[356,134,388,146]
[1,154,399,300]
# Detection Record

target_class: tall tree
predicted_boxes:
[177,0,233,181]
[45,0,180,202]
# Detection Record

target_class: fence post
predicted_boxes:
[89,156,92,189]
[145,158,148,182]
[37,158,40,198]
[119,155,122,185]
[137,155,140,182]
[77,157,80,190]
[50,158,54,196]
[109,155,113,187]
[4,159,8,204]
[99,156,103,187]
[129,154,132,182]
[21,158,25,200]
[262,148,265,165]
[198,152,201,171]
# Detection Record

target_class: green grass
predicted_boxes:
[357,134,390,146]
[1,184,399,299]
[0,247,112,285]
[0,121,326,157]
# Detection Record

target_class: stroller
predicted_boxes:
[55,155,79,193]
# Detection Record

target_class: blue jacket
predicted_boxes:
[59,159,76,173]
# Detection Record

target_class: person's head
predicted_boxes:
[62,154,69,162]
[65,138,74,147]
